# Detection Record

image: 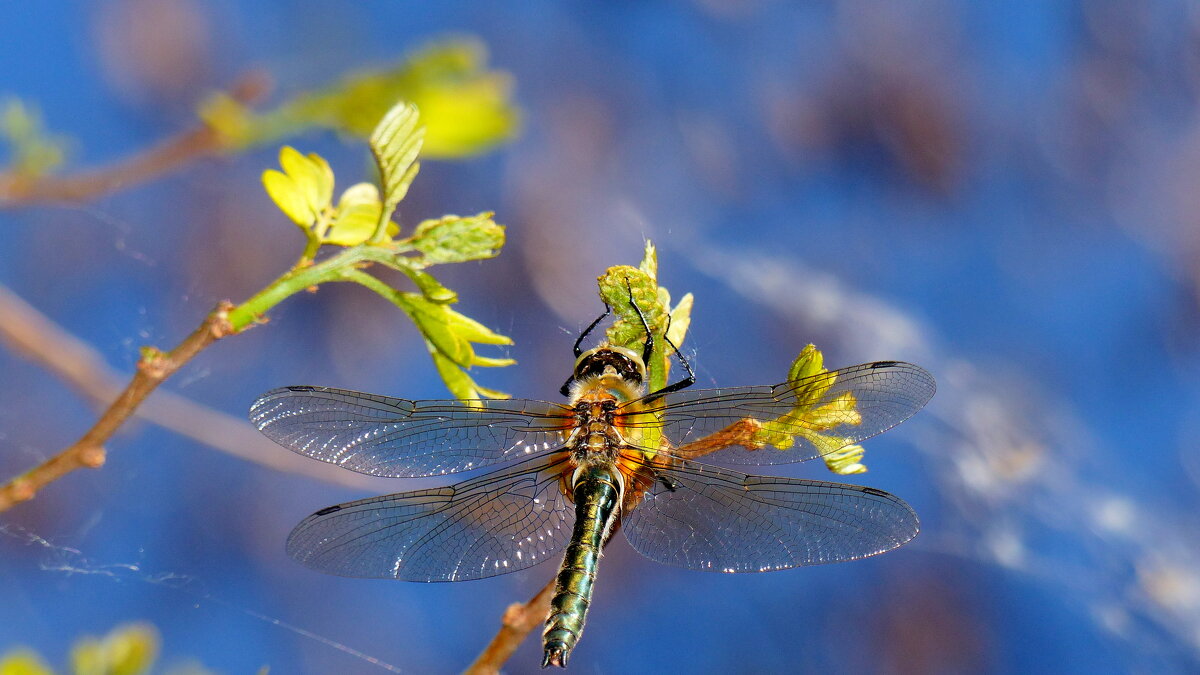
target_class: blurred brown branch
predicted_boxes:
[0,72,269,207]
[463,578,556,675]
[0,292,234,511]
[0,284,390,499]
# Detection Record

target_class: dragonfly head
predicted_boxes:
[572,344,646,386]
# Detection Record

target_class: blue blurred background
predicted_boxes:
[3,1,1200,673]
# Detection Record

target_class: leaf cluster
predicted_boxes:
[753,344,869,474]
[241,102,513,399]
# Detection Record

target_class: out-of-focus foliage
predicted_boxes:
[70,623,157,675]
[0,650,53,675]
[0,622,214,675]
[200,38,518,158]
[0,99,68,178]
[244,102,513,399]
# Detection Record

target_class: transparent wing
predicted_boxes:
[286,453,575,581]
[621,458,918,572]
[619,361,934,465]
[250,386,574,478]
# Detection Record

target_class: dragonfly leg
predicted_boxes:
[573,303,611,357]
[562,304,614,396]
[623,278,697,401]
[656,473,680,492]
[654,312,696,395]
[623,276,656,365]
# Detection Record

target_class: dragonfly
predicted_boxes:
[250,299,935,669]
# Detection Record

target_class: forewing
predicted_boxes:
[250,386,573,478]
[621,459,918,572]
[286,454,575,581]
[620,361,934,465]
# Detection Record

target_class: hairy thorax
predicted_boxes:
[566,373,643,466]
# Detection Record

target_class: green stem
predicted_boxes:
[341,267,409,308]
[227,246,363,331]
[299,232,322,263]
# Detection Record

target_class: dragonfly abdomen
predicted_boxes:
[542,464,623,668]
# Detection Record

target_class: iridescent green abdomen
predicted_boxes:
[542,464,623,668]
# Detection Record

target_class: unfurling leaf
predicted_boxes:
[382,291,513,398]
[430,351,509,400]
[324,182,393,245]
[598,266,661,349]
[822,443,868,475]
[262,146,333,227]
[411,212,505,263]
[398,266,458,304]
[369,102,424,225]
[666,292,693,349]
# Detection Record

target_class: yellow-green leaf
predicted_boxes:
[666,292,693,349]
[638,240,658,281]
[398,266,458,303]
[279,147,333,209]
[262,170,311,226]
[411,212,505,264]
[262,146,333,227]
[396,293,512,370]
[443,307,514,346]
[325,183,390,245]
[430,350,509,400]
[369,102,424,218]
[823,442,868,475]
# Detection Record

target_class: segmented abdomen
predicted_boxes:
[542,464,622,668]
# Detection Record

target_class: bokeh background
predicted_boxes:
[4,1,1200,673]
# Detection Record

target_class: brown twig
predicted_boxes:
[463,577,557,675]
[0,301,233,512]
[0,284,391,492]
[0,71,270,206]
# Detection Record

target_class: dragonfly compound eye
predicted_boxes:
[573,347,646,384]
